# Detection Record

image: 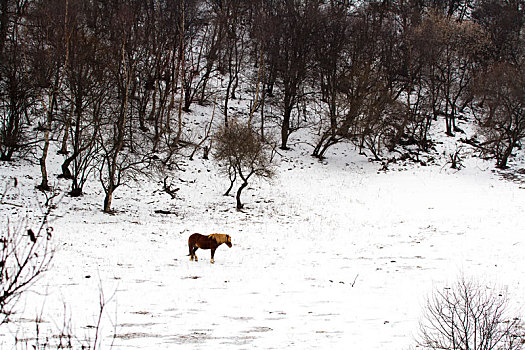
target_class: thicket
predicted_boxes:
[0,0,523,211]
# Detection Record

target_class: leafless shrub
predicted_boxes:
[13,287,116,350]
[0,181,55,324]
[445,144,466,170]
[213,119,277,210]
[417,276,524,350]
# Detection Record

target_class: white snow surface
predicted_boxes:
[1,115,524,349]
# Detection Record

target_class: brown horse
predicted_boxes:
[188,233,232,264]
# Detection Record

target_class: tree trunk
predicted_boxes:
[37,120,51,191]
[313,133,339,159]
[38,71,60,191]
[281,105,292,150]
[496,144,513,169]
[260,86,265,141]
[59,153,74,179]
[0,0,8,55]
[224,165,236,196]
[312,132,329,158]
[224,74,233,126]
[103,185,114,213]
[38,92,56,191]
[224,179,235,196]
[69,182,82,197]
[59,97,74,155]
[175,6,185,144]
[236,180,248,210]
[102,40,131,213]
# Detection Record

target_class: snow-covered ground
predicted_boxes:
[1,118,524,349]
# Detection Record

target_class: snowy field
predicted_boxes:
[0,126,524,349]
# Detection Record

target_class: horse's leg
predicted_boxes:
[193,247,199,261]
[210,248,216,264]
[189,244,194,261]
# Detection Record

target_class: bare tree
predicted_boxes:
[311,1,351,159]
[471,61,525,169]
[417,276,524,350]
[472,0,524,62]
[178,1,208,114]
[261,0,319,150]
[0,180,55,324]
[312,3,404,160]
[0,0,35,161]
[214,119,277,210]
[97,3,136,214]
[53,0,110,197]
[30,0,67,192]
[412,12,489,136]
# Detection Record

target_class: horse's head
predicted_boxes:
[209,233,232,247]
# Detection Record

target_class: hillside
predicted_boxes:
[1,1,524,347]
[0,113,524,349]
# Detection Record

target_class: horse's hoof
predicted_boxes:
[210,259,215,264]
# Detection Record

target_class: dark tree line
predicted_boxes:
[0,0,523,211]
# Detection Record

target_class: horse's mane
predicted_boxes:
[208,233,230,244]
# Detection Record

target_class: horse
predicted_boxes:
[188,233,232,264]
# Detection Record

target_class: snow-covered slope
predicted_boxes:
[0,118,524,349]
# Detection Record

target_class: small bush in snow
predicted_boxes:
[213,119,277,210]
[417,276,524,350]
